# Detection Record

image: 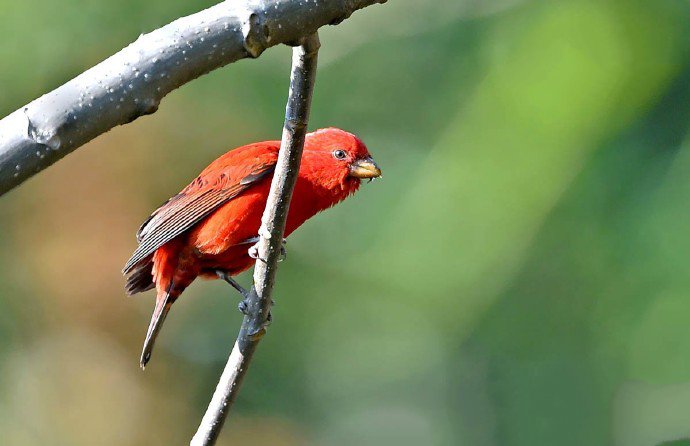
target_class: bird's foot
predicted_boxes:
[216,271,276,320]
[247,238,287,262]
[238,298,250,315]
[239,300,274,322]
[247,243,261,261]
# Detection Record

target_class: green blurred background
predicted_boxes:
[2,0,690,444]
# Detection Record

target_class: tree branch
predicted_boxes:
[190,32,320,446]
[0,0,385,196]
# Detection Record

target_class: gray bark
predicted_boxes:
[0,0,385,196]
[190,32,320,446]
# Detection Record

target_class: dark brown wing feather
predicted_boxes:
[122,163,275,276]
[125,257,155,295]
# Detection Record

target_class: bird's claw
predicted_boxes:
[248,238,287,262]
[238,299,250,315]
[248,243,261,261]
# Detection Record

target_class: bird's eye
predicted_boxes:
[333,149,347,160]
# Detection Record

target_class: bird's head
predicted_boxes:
[302,128,382,194]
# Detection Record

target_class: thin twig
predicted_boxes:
[190,32,320,446]
[0,0,386,196]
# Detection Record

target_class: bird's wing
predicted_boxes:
[123,144,279,274]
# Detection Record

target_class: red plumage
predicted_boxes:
[123,128,381,368]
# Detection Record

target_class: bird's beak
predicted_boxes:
[349,157,382,179]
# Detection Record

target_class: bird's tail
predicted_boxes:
[140,289,174,370]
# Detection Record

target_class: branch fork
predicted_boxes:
[0,0,385,197]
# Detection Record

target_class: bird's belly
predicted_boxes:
[198,244,254,277]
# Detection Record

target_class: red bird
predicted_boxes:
[123,128,381,368]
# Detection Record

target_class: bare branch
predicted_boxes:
[190,32,320,446]
[0,0,385,196]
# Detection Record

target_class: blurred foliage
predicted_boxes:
[2,0,690,445]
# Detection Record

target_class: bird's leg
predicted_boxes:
[215,270,251,315]
[215,270,249,298]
